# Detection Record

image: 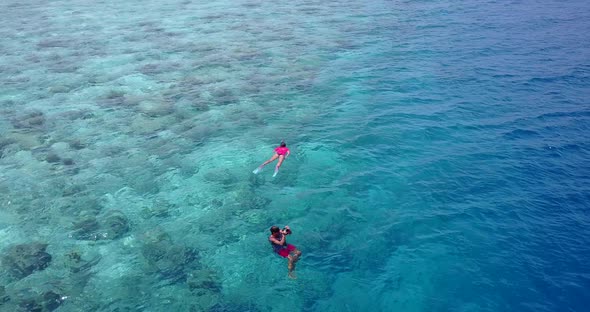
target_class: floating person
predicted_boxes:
[269,225,302,279]
[253,141,290,177]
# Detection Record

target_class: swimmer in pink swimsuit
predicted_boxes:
[253,141,291,177]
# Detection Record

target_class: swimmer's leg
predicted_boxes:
[273,155,285,177]
[254,154,278,174]
[276,155,285,168]
[292,249,302,263]
[287,255,297,279]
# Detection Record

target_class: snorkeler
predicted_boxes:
[252,141,290,177]
[269,225,302,279]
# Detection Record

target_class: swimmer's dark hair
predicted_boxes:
[270,226,280,234]
[280,141,286,147]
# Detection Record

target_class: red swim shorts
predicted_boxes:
[277,244,296,258]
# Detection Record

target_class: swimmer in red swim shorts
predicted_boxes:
[253,141,290,177]
[269,225,302,279]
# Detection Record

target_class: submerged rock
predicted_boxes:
[11,111,45,129]
[68,139,87,150]
[182,125,214,145]
[64,251,101,274]
[1,243,52,280]
[239,210,270,226]
[143,266,222,311]
[101,210,130,240]
[126,172,160,194]
[59,196,102,217]
[0,137,16,150]
[0,137,17,158]
[0,285,9,303]
[191,98,210,112]
[71,217,100,240]
[204,168,237,186]
[17,290,63,312]
[62,158,75,166]
[142,242,199,282]
[140,200,173,219]
[45,152,61,163]
[130,115,166,134]
[140,230,200,283]
[42,291,63,311]
[136,100,174,117]
[211,87,237,106]
[62,184,85,197]
[97,90,126,107]
[5,132,43,151]
[70,210,129,241]
[58,110,93,122]
[236,188,270,210]
[187,269,221,295]
[210,199,223,208]
[47,85,72,94]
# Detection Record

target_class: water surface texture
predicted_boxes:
[1,0,589,311]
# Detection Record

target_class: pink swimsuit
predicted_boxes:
[274,147,290,156]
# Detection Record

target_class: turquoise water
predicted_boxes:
[1,0,589,311]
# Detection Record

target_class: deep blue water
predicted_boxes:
[0,0,589,311]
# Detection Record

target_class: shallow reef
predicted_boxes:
[1,243,52,281]
[70,210,130,241]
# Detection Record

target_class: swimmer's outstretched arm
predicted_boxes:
[269,234,286,245]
